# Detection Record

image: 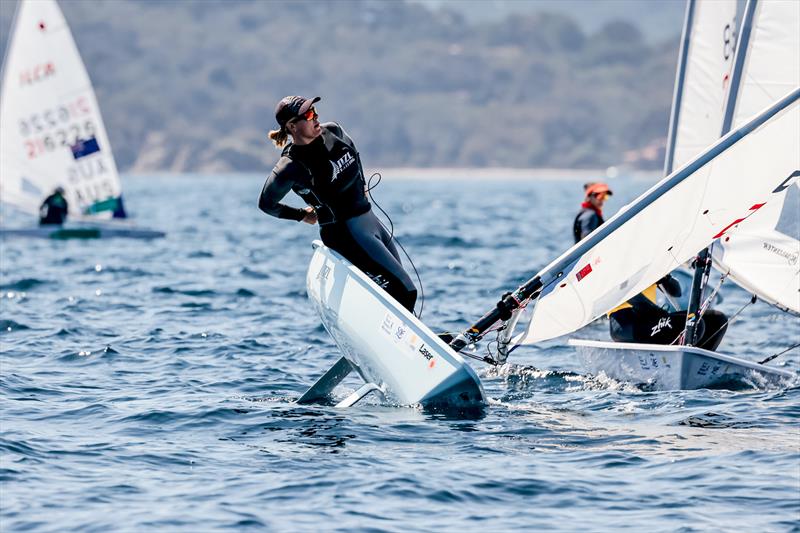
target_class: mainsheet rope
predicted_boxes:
[366,172,425,319]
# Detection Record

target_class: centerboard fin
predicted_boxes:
[296,356,354,405]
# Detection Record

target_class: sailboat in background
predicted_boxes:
[0,0,163,239]
[568,0,799,389]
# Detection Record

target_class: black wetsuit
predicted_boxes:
[573,204,603,243]
[609,276,727,351]
[39,192,68,225]
[258,122,417,312]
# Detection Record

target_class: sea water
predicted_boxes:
[2,174,798,532]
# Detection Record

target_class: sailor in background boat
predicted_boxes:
[607,278,727,350]
[39,187,68,225]
[259,95,418,312]
[573,182,612,243]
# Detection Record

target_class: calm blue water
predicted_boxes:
[2,175,799,532]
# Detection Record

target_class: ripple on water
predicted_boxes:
[0,437,47,461]
[239,267,270,279]
[677,412,759,429]
[0,277,47,291]
[188,250,214,258]
[57,345,120,363]
[0,319,30,332]
[152,286,218,297]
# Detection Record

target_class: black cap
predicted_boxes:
[275,95,320,128]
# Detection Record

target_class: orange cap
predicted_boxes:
[586,182,613,196]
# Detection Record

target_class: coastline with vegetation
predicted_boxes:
[0,0,682,174]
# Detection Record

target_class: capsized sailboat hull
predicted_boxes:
[305,241,486,408]
[569,338,795,390]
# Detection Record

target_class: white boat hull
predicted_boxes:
[0,223,164,240]
[306,241,486,408]
[569,339,795,390]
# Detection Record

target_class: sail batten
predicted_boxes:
[0,0,126,219]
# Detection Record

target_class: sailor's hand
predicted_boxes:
[301,206,318,225]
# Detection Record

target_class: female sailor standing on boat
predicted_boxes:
[258,95,418,312]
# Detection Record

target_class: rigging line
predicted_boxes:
[490,325,510,365]
[676,248,717,345]
[670,273,735,346]
[704,293,758,348]
[453,344,497,364]
[366,172,425,319]
[759,342,800,365]
[698,271,728,318]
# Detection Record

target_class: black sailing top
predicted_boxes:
[572,203,604,243]
[258,122,370,225]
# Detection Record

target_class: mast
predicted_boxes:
[720,0,759,135]
[663,0,696,177]
[683,248,711,345]
[683,0,757,346]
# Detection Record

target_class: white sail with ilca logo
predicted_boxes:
[711,0,800,314]
[513,89,800,345]
[0,0,126,219]
[663,0,738,175]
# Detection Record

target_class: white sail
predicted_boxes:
[515,90,800,345]
[713,181,799,313]
[664,0,738,175]
[712,0,800,313]
[724,0,800,128]
[0,0,125,219]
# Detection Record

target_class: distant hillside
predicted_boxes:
[415,0,685,42]
[0,0,682,172]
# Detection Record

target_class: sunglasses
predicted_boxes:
[290,107,318,124]
[593,192,608,200]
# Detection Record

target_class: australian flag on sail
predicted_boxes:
[70,136,100,160]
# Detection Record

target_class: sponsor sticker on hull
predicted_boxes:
[380,312,436,368]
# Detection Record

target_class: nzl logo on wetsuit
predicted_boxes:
[651,317,672,336]
[329,153,355,182]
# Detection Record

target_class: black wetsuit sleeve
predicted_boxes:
[258,158,306,222]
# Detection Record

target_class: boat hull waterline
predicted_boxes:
[569,338,795,390]
[0,225,165,240]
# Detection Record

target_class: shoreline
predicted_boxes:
[124,167,661,181]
